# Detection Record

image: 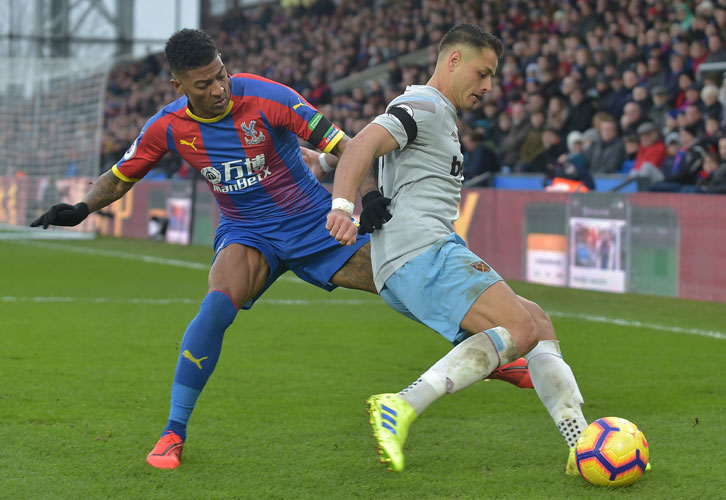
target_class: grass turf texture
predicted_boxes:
[1,236,724,500]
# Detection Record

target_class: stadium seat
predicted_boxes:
[493,174,545,190]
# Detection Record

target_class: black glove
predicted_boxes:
[357,191,392,235]
[30,202,89,229]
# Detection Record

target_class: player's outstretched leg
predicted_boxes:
[147,290,238,469]
[525,339,588,475]
[514,297,593,474]
[367,327,521,472]
[517,298,589,475]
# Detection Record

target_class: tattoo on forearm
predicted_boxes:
[83,170,133,212]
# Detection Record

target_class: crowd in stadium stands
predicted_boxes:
[102,0,726,194]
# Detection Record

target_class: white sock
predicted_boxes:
[525,340,588,448]
[400,327,519,415]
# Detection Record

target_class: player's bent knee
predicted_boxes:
[518,296,557,342]
[507,314,538,357]
[531,303,557,341]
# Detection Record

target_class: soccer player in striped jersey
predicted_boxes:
[326,24,589,474]
[31,28,382,469]
[30,28,531,470]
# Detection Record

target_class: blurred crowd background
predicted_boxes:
[102,0,726,194]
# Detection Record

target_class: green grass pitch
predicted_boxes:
[1,236,725,499]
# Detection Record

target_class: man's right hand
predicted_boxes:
[326,209,358,246]
[30,202,89,229]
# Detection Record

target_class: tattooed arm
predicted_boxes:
[82,169,135,212]
[30,169,135,228]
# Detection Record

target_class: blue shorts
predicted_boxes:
[213,204,369,310]
[379,233,502,345]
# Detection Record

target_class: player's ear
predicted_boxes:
[170,76,185,96]
[448,49,462,71]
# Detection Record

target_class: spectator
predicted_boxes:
[387,59,402,88]
[607,72,630,117]
[585,115,625,174]
[663,109,682,137]
[632,85,652,111]
[548,131,595,190]
[683,103,705,136]
[480,100,501,131]
[681,151,726,193]
[499,101,531,169]
[701,84,722,119]
[630,122,668,183]
[461,131,499,187]
[660,131,683,178]
[581,127,600,154]
[664,54,687,102]
[681,81,703,111]
[719,132,726,164]
[527,125,568,174]
[690,38,709,73]
[564,85,596,134]
[621,133,640,173]
[703,114,721,149]
[525,92,547,115]
[546,94,569,133]
[621,101,647,136]
[674,72,695,109]
[622,68,640,98]
[649,85,671,134]
[650,125,706,191]
[491,110,513,157]
[705,33,726,63]
[517,110,546,171]
[645,56,668,91]
[593,74,613,111]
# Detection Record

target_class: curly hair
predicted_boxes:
[439,24,503,58]
[165,29,218,74]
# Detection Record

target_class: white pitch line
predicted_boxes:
[1,296,724,340]
[5,240,302,282]
[7,239,210,270]
[0,296,379,306]
[547,310,726,340]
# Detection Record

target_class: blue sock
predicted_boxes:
[162,290,238,441]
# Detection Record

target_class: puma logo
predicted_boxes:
[293,98,306,110]
[182,349,208,369]
[180,137,197,151]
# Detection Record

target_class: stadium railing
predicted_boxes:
[593,174,639,193]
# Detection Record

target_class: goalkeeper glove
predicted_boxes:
[30,202,89,229]
[357,191,392,235]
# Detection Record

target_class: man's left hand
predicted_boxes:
[357,191,391,235]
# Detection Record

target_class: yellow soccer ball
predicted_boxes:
[575,417,649,487]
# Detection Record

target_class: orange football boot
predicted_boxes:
[486,357,533,388]
[146,432,184,469]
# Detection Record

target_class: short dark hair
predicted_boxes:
[165,29,218,75]
[439,24,503,57]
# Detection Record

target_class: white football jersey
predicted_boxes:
[370,85,464,290]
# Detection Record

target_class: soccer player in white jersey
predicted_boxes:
[325,24,588,473]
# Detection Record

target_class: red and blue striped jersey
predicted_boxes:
[112,73,345,221]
